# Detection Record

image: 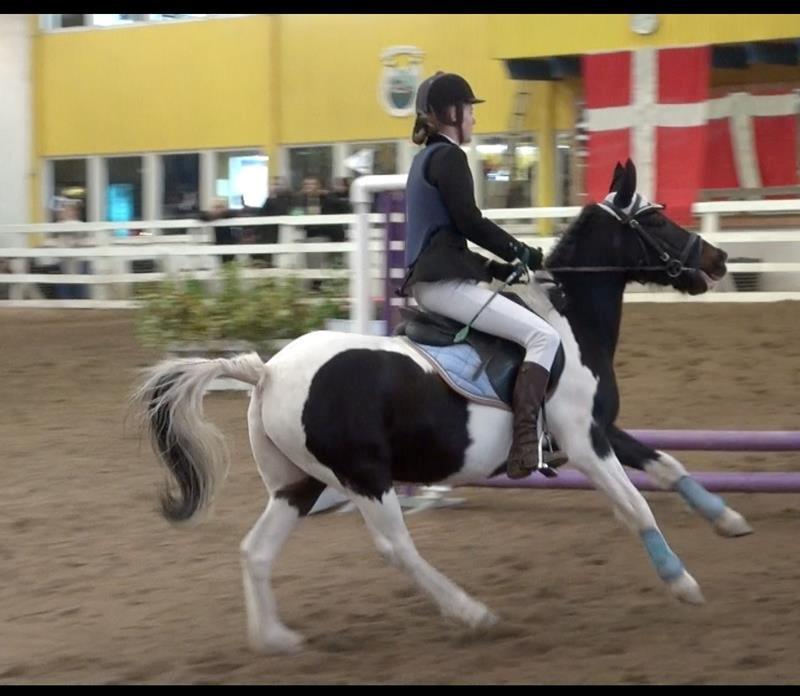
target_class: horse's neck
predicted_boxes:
[561,276,625,356]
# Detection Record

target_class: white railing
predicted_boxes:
[1,192,800,328]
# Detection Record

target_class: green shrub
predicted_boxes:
[134,262,349,351]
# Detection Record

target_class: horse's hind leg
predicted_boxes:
[607,425,752,537]
[240,395,325,654]
[352,485,498,630]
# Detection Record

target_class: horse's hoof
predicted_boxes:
[249,626,306,654]
[473,608,499,630]
[461,608,499,633]
[713,508,754,538]
[668,571,706,605]
[452,599,498,630]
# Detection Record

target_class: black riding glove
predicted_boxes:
[486,259,526,284]
[517,243,544,271]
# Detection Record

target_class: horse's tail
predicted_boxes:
[133,352,265,524]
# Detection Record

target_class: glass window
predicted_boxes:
[106,156,143,237]
[345,141,398,177]
[50,159,88,221]
[288,146,333,193]
[58,14,88,28]
[161,153,200,219]
[477,136,537,208]
[215,150,269,209]
[148,14,210,22]
[91,14,146,26]
[41,13,236,31]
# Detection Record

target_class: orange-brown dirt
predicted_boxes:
[1,303,799,684]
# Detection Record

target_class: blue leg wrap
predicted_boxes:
[641,528,684,582]
[675,475,726,521]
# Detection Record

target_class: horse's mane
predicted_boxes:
[545,203,605,270]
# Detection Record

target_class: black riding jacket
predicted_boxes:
[401,134,527,294]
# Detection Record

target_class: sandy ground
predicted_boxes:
[1,302,799,684]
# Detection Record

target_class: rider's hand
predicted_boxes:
[527,244,544,270]
[517,243,544,271]
[487,259,526,284]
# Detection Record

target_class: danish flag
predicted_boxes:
[703,87,798,193]
[582,46,798,222]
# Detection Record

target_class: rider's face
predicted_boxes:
[460,103,475,144]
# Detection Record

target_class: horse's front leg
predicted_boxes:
[561,427,705,605]
[607,425,753,537]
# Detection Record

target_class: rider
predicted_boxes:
[401,71,566,479]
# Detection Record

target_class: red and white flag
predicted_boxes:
[583,46,799,220]
[703,87,798,193]
[582,46,711,223]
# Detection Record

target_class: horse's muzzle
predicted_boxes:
[701,246,728,282]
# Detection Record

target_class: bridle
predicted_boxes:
[545,193,701,278]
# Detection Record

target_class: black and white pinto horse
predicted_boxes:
[135,160,752,654]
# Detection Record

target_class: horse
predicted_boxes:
[134,159,752,654]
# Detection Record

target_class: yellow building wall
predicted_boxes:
[36,15,273,156]
[490,14,800,59]
[36,13,580,158]
[31,13,799,219]
[34,13,800,153]
[276,14,575,144]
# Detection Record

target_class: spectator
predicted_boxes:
[197,197,242,265]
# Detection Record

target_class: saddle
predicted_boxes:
[394,292,564,410]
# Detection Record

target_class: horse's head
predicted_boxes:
[548,159,727,295]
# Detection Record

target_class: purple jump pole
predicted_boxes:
[469,470,800,493]
[626,429,800,452]
[465,430,800,493]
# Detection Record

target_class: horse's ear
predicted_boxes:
[608,161,625,192]
[624,158,637,187]
[613,159,637,208]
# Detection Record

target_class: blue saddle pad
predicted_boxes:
[404,340,510,410]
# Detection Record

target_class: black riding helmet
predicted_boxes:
[414,72,484,144]
[416,72,485,115]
